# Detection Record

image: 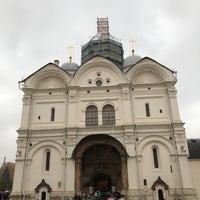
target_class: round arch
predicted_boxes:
[72,134,127,159]
[72,56,128,87]
[138,135,173,154]
[28,140,65,160]
[72,134,128,194]
[83,103,100,112]
[125,57,176,84]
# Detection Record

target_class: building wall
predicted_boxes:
[11,58,198,200]
[188,160,200,200]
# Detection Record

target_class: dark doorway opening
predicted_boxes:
[73,134,128,193]
[81,144,122,192]
[158,189,164,200]
[41,191,46,200]
[93,173,112,191]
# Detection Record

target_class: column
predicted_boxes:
[121,156,128,190]
[75,157,82,194]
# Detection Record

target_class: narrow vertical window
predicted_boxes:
[86,105,98,126]
[153,147,159,168]
[46,151,50,171]
[51,107,55,121]
[144,179,147,186]
[102,104,115,125]
[170,165,173,173]
[145,103,150,117]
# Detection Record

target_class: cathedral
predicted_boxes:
[11,18,200,200]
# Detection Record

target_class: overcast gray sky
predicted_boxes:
[0,0,200,163]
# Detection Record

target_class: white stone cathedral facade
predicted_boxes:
[11,18,200,200]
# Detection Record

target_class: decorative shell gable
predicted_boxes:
[34,70,68,89]
[126,58,176,84]
[131,66,165,84]
[23,64,71,89]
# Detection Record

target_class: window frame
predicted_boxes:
[85,105,98,126]
[45,150,51,171]
[51,107,55,121]
[102,104,116,125]
[145,103,150,117]
[152,146,159,169]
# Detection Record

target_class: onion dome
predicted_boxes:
[123,40,142,69]
[61,62,79,74]
[123,54,142,67]
[61,46,79,74]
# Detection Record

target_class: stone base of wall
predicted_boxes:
[10,193,31,200]
[10,188,197,200]
[10,191,76,200]
[126,188,197,200]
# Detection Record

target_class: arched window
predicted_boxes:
[45,151,51,171]
[86,105,98,126]
[51,107,55,121]
[158,189,164,200]
[152,147,159,168]
[41,191,46,200]
[102,105,115,125]
[145,103,150,117]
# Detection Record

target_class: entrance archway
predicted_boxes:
[82,144,121,192]
[72,134,128,194]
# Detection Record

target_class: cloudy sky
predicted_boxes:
[0,0,200,163]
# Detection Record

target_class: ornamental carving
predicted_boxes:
[125,135,134,144]
[151,176,169,190]
[131,67,164,84]
[34,73,67,89]
[35,179,52,193]
[67,138,77,146]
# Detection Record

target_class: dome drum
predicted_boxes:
[81,38,124,67]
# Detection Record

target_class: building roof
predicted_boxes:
[60,62,79,74]
[123,54,142,67]
[187,139,200,159]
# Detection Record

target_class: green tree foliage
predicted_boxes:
[0,167,12,191]
[0,162,14,192]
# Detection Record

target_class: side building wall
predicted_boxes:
[188,160,200,200]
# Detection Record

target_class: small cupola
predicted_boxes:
[61,46,79,74]
[123,39,142,69]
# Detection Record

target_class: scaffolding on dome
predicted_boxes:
[81,17,123,67]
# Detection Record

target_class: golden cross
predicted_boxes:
[129,39,136,55]
[68,45,74,63]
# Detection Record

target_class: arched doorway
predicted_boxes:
[72,134,128,194]
[158,189,164,200]
[151,176,169,200]
[82,144,121,192]
[41,191,46,200]
[35,179,52,200]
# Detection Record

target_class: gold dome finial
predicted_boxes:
[68,45,74,63]
[129,39,136,55]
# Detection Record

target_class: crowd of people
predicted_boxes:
[0,191,10,200]
[73,190,125,200]
[0,190,125,200]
